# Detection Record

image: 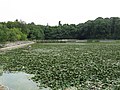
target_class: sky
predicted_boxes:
[0,0,120,26]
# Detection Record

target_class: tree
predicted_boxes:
[27,24,44,40]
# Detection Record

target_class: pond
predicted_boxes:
[0,66,50,90]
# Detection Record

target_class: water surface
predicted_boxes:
[0,71,49,90]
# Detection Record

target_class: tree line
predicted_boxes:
[1,17,120,42]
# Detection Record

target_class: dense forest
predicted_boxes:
[1,17,120,42]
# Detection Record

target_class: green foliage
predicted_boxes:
[77,17,120,39]
[0,26,11,42]
[1,43,120,89]
[20,33,27,40]
[44,17,120,40]
[27,24,44,40]
[44,24,78,39]
[0,26,27,42]
[1,17,120,42]
[0,20,44,42]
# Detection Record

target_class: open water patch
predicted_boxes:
[0,71,50,90]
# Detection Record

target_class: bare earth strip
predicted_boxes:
[0,41,35,51]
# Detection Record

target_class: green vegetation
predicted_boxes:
[0,20,44,42]
[1,17,120,42]
[0,23,27,42]
[0,42,120,89]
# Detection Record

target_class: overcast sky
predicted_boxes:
[0,0,120,25]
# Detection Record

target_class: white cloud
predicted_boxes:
[0,0,120,25]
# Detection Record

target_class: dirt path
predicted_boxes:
[0,41,35,51]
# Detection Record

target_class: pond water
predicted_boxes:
[0,67,50,90]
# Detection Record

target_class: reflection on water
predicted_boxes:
[0,70,50,90]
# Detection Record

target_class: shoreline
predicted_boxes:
[0,41,35,51]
